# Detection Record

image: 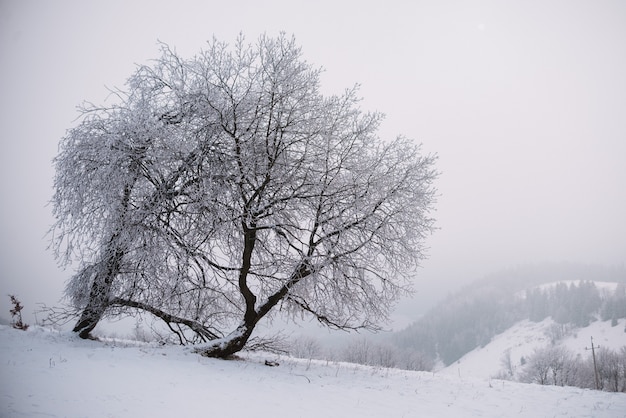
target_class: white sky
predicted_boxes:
[1,0,625,326]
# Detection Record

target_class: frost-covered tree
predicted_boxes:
[596,347,622,392]
[51,34,437,358]
[520,346,567,385]
[289,336,322,360]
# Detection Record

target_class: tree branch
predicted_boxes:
[110,297,220,343]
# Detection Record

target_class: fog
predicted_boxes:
[1,1,625,328]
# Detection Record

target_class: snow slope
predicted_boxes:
[439,318,626,381]
[1,326,625,417]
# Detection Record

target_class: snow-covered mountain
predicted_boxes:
[1,325,625,418]
[394,264,626,375]
[439,317,626,381]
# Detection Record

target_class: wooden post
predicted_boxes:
[585,336,600,390]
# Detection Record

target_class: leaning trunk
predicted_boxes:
[72,294,109,338]
[72,245,124,338]
[74,172,135,339]
[195,261,313,358]
[72,276,113,338]
[196,323,255,358]
[197,219,259,358]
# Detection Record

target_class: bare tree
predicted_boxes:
[371,341,399,369]
[619,345,626,392]
[399,349,434,372]
[51,34,437,358]
[547,345,573,386]
[596,347,621,392]
[520,346,571,385]
[289,336,322,360]
[342,338,374,365]
[499,348,514,378]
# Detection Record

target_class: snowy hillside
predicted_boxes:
[1,326,625,418]
[394,269,626,373]
[440,317,626,381]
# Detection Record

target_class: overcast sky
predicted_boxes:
[1,0,625,327]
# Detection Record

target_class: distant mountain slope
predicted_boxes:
[393,263,626,367]
[438,317,626,380]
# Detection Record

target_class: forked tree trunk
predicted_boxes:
[196,221,260,358]
[197,263,314,358]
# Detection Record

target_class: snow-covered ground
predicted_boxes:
[439,318,626,381]
[1,325,625,417]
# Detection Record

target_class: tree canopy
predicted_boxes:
[50,34,438,357]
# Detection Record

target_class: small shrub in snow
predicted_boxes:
[9,295,29,331]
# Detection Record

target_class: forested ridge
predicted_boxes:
[393,264,626,366]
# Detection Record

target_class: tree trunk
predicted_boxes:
[196,323,255,358]
[197,218,259,358]
[196,262,313,358]
[72,246,123,338]
[73,175,135,339]
[72,298,108,339]
[72,276,112,338]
